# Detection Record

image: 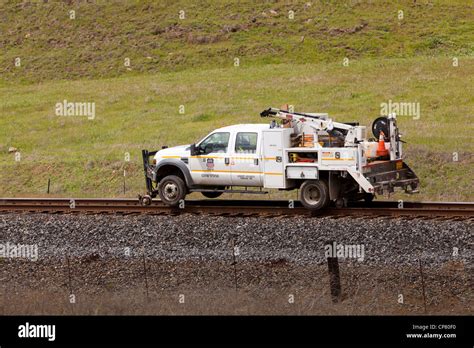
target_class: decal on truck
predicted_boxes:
[201,173,219,178]
[237,175,255,180]
[206,158,214,169]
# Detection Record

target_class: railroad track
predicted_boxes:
[0,198,473,220]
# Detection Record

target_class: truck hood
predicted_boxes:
[154,145,190,160]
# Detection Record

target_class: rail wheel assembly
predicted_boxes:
[139,195,152,206]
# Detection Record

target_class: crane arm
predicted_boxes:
[260,107,353,132]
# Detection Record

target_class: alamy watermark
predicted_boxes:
[18,322,55,341]
[324,242,365,262]
[0,242,38,261]
[55,99,95,120]
[380,99,420,120]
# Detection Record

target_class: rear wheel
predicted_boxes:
[158,175,186,206]
[299,180,330,210]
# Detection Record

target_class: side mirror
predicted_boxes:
[190,143,199,156]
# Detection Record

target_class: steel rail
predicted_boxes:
[0,198,473,219]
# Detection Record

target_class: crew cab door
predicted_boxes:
[189,132,232,186]
[230,131,262,186]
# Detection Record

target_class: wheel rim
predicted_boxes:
[163,182,179,200]
[303,185,322,205]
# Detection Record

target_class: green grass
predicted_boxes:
[0,0,472,200]
[1,57,473,200]
[0,0,472,83]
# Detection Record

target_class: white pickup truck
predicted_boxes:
[141,107,419,210]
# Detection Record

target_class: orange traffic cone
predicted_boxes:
[376,131,389,157]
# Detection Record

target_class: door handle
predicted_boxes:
[225,158,230,165]
[254,158,259,165]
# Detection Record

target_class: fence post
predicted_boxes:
[143,248,149,301]
[123,170,126,194]
[418,258,427,314]
[66,253,75,313]
[326,241,342,303]
[231,235,238,292]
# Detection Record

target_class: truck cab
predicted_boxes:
[187,124,267,187]
[141,108,419,210]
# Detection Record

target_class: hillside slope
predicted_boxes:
[1,58,473,200]
[0,0,473,200]
[0,0,473,83]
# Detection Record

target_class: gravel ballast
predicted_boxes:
[1,213,471,314]
[0,213,471,266]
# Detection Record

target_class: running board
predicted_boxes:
[190,189,268,195]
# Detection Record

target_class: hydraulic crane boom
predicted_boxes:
[260,107,366,147]
[260,107,353,132]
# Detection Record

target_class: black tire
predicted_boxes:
[299,180,330,210]
[158,175,187,206]
[201,191,223,199]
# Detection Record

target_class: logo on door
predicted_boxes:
[206,158,214,169]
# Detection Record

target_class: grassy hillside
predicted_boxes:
[1,57,473,200]
[0,0,473,201]
[1,0,473,82]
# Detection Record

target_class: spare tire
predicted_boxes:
[372,116,390,140]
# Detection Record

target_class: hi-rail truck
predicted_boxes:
[140,107,419,210]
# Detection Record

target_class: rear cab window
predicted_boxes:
[235,132,258,154]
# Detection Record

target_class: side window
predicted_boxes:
[199,132,230,154]
[235,132,257,154]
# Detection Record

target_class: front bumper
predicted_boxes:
[142,149,158,197]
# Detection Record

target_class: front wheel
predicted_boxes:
[158,175,187,206]
[299,180,330,210]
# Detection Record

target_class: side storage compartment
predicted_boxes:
[261,128,293,188]
[287,166,318,179]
